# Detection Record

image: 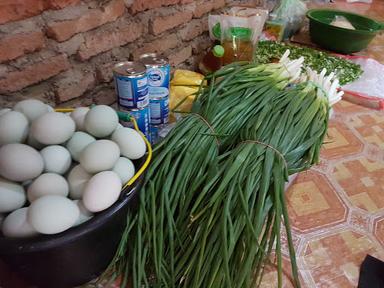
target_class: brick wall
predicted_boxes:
[0,0,261,108]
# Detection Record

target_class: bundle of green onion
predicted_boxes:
[103,51,340,288]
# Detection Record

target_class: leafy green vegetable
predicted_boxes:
[102,61,330,288]
[254,41,362,85]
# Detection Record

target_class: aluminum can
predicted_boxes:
[119,106,151,143]
[139,54,170,99]
[149,96,169,125]
[113,61,149,109]
[139,54,170,124]
[150,124,164,145]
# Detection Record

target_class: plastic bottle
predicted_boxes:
[222,40,254,65]
[198,45,225,75]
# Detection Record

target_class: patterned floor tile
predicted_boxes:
[259,256,306,288]
[286,171,348,233]
[348,209,371,233]
[332,100,373,115]
[310,158,331,174]
[301,229,384,288]
[349,113,384,149]
[321,121,364,160]
[280,227,302,256]
[373,216,384,246]
[332,156,384,213]
[364,143,384,163]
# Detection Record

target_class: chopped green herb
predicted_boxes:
[255,41,362,85]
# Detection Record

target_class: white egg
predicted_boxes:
[0,177,26,213]
[111,127,146,160]
[70,107,89,131]
[67,165,92,200]
[116,123,124,130]
[31,112,75,145]
[27,173,69,202]
[65,132,95,162]
[112,157,135,184]
[2,207,38,238]
[28,195,79,234]
[0,111,29,145]
[14,99,49,122]
[79,140,120,173]
[84,105,118,138]
[27,132,45,150]
[46,104,54,112]
[40,145,71,174]
[0,108,11,117]
[0,144,44,182]
[83,171,122,212]
[72,200,93,226]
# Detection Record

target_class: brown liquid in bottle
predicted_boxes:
[222,40,254,65]
[199,50,222,74]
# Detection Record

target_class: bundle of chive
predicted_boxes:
[102,51,342,288]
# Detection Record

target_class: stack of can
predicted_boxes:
[113,54,170,145]
[113,61,151,142]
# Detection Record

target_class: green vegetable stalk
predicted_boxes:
[102,54,332,288]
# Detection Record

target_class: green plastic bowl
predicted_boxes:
[307,9,384,54]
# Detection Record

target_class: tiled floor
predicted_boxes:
[260,100,384,288]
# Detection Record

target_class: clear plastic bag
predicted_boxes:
[347,0,372,3]
[272,0,307,39]
[208,15,221,40]
[219,7,268,64]
[330,15,355,30]
[342,57,384,99]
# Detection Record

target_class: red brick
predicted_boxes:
[77,22,143,61]
[168,46,192,66]
[150,11,193,35]
[180,0,194,3]
[0,0,80,24]
[0,31,45,63]
[96,62,116,83]
[132,33,179,60]
[193,1,213,18]
[55,69,96,102]
[178,18,207,41]
[130,0,179,14]
[0,0,44,24]
[47,0,125,42]
[56,92,93,107]
[0,65,8,78]
[0,54,70,93]
[54,33,85,56]
[191,34,211,54]
[212,0,226,9]
[93,88,116,105]
[46,0,81,9]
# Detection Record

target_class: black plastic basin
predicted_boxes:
[0,169,144,288]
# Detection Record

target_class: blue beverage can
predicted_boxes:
[150,124,163,145]
[140,54,170,99]
[113,61,149,109]
[119,106,151,143]
[149,96,169,125]
[139,54,170,124]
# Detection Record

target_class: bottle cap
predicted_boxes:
[213,45,225,57]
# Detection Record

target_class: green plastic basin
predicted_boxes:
[307,9,384,54]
